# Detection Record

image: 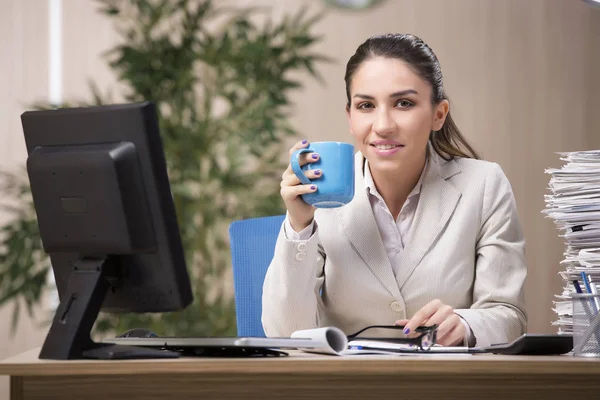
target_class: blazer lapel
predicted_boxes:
[335,152,402,300]
[395,151,462,290]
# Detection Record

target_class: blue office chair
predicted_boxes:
[228,215,285,337]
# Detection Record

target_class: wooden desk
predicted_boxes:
[2,348,600,400]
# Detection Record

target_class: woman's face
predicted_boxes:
[346,57,448,175]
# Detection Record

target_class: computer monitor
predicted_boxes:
[20,102,193,360]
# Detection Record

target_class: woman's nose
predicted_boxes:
[373,109,396,135]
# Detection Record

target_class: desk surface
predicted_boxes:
[3,348,600,400]
[2,347,600,376]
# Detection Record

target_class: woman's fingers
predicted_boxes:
[395,299,465,346]
[294,151,320,167]
[288,139,309,157]
[281,167,322,187]
[288,139,320,167]
[434,314,461,342]
[422,304,454,328]
[281,140,320,231]
[280,182,317,202]
[435,315,465,346]
[400,299,444,335]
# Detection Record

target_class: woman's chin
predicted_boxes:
[367,158,404,174]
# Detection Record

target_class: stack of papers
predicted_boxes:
[543,151,600,334]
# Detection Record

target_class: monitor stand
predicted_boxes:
[38,257,179,360]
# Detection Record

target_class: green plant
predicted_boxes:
[0,0,329,337]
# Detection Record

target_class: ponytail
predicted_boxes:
[430,110,479,160]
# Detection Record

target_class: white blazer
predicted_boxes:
[262,148,527,347]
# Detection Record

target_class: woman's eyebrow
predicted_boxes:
[389,89,418,97]
[353,89,419,100]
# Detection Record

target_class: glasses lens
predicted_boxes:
[420,331,434,351]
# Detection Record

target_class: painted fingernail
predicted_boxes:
[312,153,318,159]
[314,170,321,176]
[301,139,307,145]
[310,185,316,190]
[403,328,410,334]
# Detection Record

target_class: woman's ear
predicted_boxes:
[433,100,449,131]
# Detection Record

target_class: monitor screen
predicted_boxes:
[20,102,193,360]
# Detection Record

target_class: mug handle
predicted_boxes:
[290,148,314,185]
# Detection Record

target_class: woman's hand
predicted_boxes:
[395,299,466,346]
[281,140,321,232]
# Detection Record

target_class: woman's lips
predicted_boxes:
[370,143,404,156]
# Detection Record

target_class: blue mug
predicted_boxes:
[290,141,355,208]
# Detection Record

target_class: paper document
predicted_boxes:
[289,327,473,356]
[347,339,473,354]
[290,327,348,355]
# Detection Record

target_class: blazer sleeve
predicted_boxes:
[261,218,326,337]
[454,163,527,347]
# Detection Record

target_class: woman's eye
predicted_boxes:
[396,99,414,108]
[357,102,374,110]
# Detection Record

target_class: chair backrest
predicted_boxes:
[228,215,285,337]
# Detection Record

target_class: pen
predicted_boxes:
[581,271,592,293]
[573,279,583,294]
[580,272,598,313]
[586,274,600,311]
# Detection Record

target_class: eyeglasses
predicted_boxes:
[346,324,438,351]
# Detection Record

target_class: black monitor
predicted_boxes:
[20,102,193,360]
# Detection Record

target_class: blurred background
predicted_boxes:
[0,0,599,397]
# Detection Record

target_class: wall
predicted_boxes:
[0,1,51,399]
[0,1,599,397]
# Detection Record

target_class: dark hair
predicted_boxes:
[344,33,479,160]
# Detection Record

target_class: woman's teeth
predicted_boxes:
[373,144,400,150]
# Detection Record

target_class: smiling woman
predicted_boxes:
[344,34,478,163]
[262,33,528,349]
[342,34,479,215]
